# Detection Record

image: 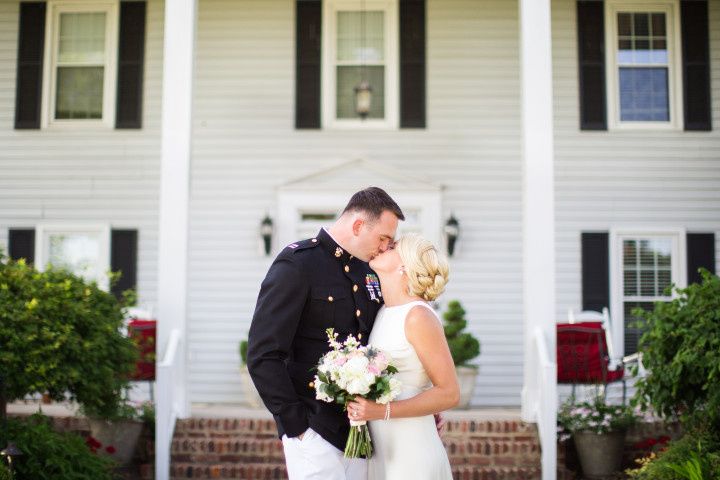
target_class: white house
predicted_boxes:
[1,0,718,477]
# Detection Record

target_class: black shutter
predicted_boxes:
[687,233,715,284]
[681,0,711,131]
[400,0,425,128]
[14,2,46,129]
[577,1,606,130]
[116,1,146,129]
[581,232,610,311]
[295,0,322,129]
[8,229,36,264]
[111,229,138,299]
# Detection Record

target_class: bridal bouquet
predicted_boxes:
[313,328,402,458]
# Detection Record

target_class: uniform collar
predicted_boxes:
[316,228,353,263]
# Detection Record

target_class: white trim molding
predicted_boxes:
[605,0,683,130]
[41,0,119,129]
[609,226,687,359]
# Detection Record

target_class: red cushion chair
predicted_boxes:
[556,321,626,401]
[128,319,156,382]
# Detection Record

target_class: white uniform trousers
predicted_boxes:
[281,428,367,480]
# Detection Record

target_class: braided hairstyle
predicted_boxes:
[395,233,449,301]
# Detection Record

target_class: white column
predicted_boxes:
[157,0,197,419]
[519,0,556,479]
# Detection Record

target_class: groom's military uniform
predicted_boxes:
[247,228,384,452]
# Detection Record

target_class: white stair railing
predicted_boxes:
[155,328,183,480]
[534,326,557,480]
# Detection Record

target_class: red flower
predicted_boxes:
[85,436,102,449]
[105,445,116,454]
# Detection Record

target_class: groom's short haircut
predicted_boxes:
[342,187,405,223]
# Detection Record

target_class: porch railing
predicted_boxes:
[534,326,557,480]
[155,328,183,480]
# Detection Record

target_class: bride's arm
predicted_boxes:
[348,306,460,421]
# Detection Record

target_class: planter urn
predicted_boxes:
[239,364,264,408]
[455,365,479,409]
[88,418,144,466]
[573,430,625,479]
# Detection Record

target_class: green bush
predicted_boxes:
[626,426,720,480]
[0,462,10,480]
[0,255,138,419]
[0,414,118,480]
[632,269,720,427]
[442,300,481,367]
[239,339,248,365]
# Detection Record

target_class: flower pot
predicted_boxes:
[573,430,625,479]
[239,364,264,408]
[88,418,144,466]
[455,365,479,409]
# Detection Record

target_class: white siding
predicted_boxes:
[188,0,524,405]
[552,0,720,347]
[0,0,164,311]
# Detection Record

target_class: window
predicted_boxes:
[323,0,398,128]
[35,224,111,290]
[605,0,682,129]
[42,1,118,127]
[610,229,686,356]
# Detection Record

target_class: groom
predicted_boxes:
[247,187,404,480]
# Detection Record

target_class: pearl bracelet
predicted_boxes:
[384,402,391,421]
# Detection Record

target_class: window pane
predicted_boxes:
[618,13,632,36]
[634,13,649,36]
[640,269,656,296]
[651,13,666,37]
[624,270,638,296]
[56,67,104,119]
[47,233,101,282]
[619,67,669,121]
[623,301,654,355]
[337,11,384,63]
[58,12,106,64]
[336,65,384,119]
[623,239,637,265]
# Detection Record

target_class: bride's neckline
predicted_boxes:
[383,299,428,309]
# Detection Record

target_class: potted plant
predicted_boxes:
[83,396,147,466]
[558,396,637,479]
[238,339,264,408]
[442,300,481,408]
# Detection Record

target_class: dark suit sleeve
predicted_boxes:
[247,256,309,437]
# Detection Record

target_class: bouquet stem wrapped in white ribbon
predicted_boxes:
[313,328,402,458]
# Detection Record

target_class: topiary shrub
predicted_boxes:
[239,339,248,365]
[0,414,118,480]
[442,300,481,367]
[0,254,138,420]
[632,269,720,428]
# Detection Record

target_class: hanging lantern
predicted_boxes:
[444,215,460,257]
[354,80,372,119]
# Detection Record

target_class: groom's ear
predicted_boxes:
[351,218,364,236]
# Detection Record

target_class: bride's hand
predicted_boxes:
[346,396,385,422]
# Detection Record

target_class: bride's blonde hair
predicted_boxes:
[395,234,449,301]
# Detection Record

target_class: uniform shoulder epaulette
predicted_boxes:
[284,238,320,253]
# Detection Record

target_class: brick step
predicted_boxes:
[170,462,288,479]
[169,462,543,480]
[169,436,539,465]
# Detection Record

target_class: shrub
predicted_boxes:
[0,463,10,480]
[632,269,720,428]
[0,255,138,420]
[239,339,248,365]
[626,426,720,480]
[442,300,481,367]
[0,414,118,480]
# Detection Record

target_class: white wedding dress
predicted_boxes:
[367,301,453,480]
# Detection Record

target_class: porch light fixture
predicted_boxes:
[354,81,372,118]
[260,215,273,256]
[444,215,460,257]
[354,0,372,119]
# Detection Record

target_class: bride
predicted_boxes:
[346,233,459,480]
